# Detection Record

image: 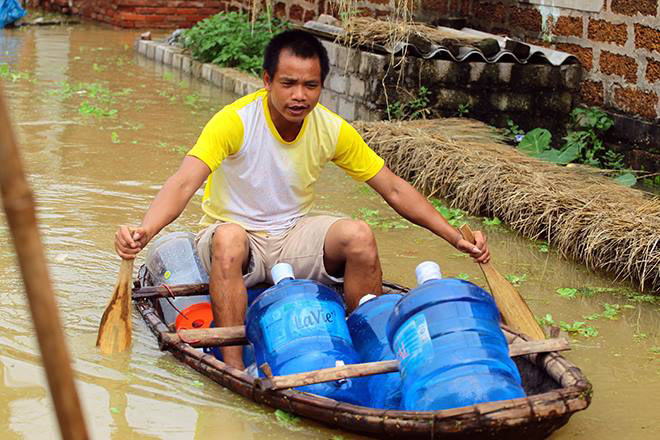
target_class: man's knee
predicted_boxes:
[211,224,249,273]
[338,220,378,259]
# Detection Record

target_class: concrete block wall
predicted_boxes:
[319,39,387,121]
[320,38,581,129]
[435,0,660,124]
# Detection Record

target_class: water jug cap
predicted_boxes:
[415,261,442,285]
[358,294,377,306]
[271,263,295,284]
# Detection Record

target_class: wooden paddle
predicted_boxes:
[0,83,89,439]
[459,224,546,340]
[96,258,134,353]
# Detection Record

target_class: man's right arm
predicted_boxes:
[115,155,211,259]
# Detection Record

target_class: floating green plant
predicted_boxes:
[111,132,120,144]
[505,273,527,286]
[79,101,117,118]
[560,320,599,338]
[556,288,577,299]
[456,273,470,280]
[429,199,464,227]
[482,217,501,226]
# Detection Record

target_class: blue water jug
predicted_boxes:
[387,262,526,411]
[245,263,362,403]
[347,293,402,409]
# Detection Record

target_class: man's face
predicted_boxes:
[263,49,322,125]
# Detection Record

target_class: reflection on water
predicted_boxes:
[1,24,658,439]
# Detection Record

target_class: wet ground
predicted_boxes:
[1,24,658,439]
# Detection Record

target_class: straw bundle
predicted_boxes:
[354,119,660,293]
[340,16,485,50]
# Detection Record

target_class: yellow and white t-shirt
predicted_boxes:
[187,89,384,234]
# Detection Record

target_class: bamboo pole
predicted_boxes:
[0,84,88,438]
[256,337,570,391]
[161,326,248,348]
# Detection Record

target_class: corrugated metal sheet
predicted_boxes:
[303,21,579,66]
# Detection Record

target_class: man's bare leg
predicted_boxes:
[323,219,383,312]
[209,223,250,369]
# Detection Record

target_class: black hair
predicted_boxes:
[263,29,330,83]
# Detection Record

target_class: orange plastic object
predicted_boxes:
[175,302,213,331]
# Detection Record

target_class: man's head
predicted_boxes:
[262,30,329,126]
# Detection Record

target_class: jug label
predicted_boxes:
[393,313,433,379]
[260,299,351,354]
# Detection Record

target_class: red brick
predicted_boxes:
[611,0,657,17]
[368,0,390,4]
[303,9,315,22]
[421,0,448,16]
[274,2,286,18]
[552,15,582,37]
[600,51,638,82]
[556,43,593,71]
[118,12,147,21]
[289,4,303,21]
[647,58,660,83]
[613,86,658,119]
[635,24,660,52]
[172,8,200,14]
[375,9,391,18]
[475,1,506,24]
[579,80,604,106]
[588,19,628,45]
[510,6,542,34]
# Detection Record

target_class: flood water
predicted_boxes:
[1,24,658,439]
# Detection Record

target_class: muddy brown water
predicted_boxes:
[0,25,658,439]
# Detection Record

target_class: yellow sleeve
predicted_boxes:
[332,120,385,181]
[187,107,243,171]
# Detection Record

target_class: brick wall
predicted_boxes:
[430,0,660,125]
[27,1,231,29]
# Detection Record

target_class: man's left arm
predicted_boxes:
[366,166,491,263]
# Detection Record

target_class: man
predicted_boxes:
[115,30,489,370]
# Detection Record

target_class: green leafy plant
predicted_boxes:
[537,313,555,327]
[457,102,470,117]
[556,287,577,299]
[182,12,290,75]
[456,273,470,280]
[505,273,527,286]
[537,242,549,253]
[482,217,501,226]
[429,199,464,226]
[0,64,32,82]
[516,107,636,186]
[386,86,431,121]
[356,208,409,230]
[78,101,117,118]
[560,320,599,338]
[502,118,525,142]
[601,303,621,320]
[110,132,120,144]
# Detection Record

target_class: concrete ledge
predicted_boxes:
[135,41,262,102]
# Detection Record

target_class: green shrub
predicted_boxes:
[181,12,290,75]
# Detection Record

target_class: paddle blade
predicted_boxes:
[459,224,546,340]
[96,258,134,354]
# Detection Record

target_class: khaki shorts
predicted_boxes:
[195,215,346,287]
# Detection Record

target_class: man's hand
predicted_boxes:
[454,230,490,264]
[115,225,150,259]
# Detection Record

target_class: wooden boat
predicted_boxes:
[132,270,592,439]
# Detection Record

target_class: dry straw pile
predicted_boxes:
[354,119,660,293]
[340,16,485,49]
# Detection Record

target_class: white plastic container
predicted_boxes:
[145,232,210,325]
